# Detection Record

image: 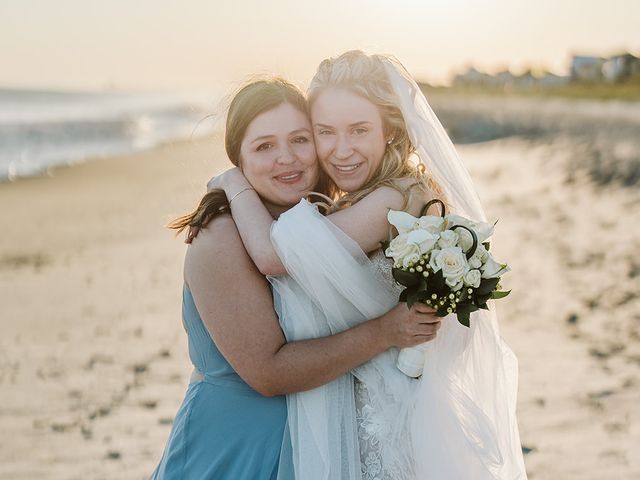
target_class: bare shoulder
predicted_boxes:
[186,214,238,259]
[363,184,406,210]
[184,214,259,286]
[366,177,434,214]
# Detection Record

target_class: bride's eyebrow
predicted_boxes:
[289,128,312,136]
[314,121,372,129]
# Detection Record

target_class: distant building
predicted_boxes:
[514,70,536,88]
[453,66,569,90]
[570,55,605,82]
[452,67,492,87]
[493,70,514,87]
[602,53,640,83]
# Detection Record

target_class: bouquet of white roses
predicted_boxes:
[383,199,511,377]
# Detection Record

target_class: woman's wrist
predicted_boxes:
[224,169,252,197]
[368,316,393,352]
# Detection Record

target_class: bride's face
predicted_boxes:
[239,102,319,212]
[310,87,387,193]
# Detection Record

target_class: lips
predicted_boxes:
[332,162,362,174]
[274,171,303,183]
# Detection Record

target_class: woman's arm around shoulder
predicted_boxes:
[183,214,439,396]
[327,179,433,254]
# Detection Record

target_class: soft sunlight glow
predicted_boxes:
[0,0,638,90]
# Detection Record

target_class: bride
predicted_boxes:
[214,51,528,479]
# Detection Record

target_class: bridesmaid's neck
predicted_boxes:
[264,202,288,219]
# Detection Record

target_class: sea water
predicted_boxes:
[0,88,217,181]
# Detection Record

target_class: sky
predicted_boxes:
[0,0,638,92]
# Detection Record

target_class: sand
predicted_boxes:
[0,128,638,478]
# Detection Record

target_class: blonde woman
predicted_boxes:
[213,51,528,479]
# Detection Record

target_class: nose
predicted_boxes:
[276,144,296,165]
[334,135,354,161]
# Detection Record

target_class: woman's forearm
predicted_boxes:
[262,317,389,396]
[227,186,287,275]
[223,173,287,275]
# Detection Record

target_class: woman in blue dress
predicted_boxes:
[151,77,439,479]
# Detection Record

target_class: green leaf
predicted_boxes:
[399,289,408,303]
[490,290,511,299]
[456,302,473,314]
[475,293,492,306]
[407,289,427,308]
[392,268,420,287]
[459,288,470,302]
[476,277,500,295]
[478,303,489,310]
[482,241,491,251]
[430,269,446,293]
[457,310,471,327]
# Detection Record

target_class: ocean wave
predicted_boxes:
[0,89,216,181]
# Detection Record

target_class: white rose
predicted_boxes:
[456,228,475,253]
[432,246,470,285]
[385,233,419,268]
[407,229,440,254]
[415,215,446,234]
[474,244,489,261]
[446,276,464,289]
[403,252,421,269]
[437,229,459,249]
[480,253,511,279]
[463,269,482,288]
[428,248,442,272]
[469,256,482,269]
[468,244,487,268]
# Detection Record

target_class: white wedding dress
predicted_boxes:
[271,199,527,480]
[355,249,407,480]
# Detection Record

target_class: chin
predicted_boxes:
[333,178,366,193]
[278,192,307,206]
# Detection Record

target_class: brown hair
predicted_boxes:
[168,77,312,242]
[308,50,450,212]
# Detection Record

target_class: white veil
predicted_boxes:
[271,54,528,479]
[381,56,528,478]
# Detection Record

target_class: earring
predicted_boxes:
[387,138,394,145]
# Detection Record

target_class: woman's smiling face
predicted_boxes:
[310,87,387,193]
[239,102,319,210]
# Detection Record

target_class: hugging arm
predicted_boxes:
[185,215,437,397]
[218,168,429,276]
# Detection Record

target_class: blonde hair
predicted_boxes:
[169,76,328,241]
[308,50,450,212]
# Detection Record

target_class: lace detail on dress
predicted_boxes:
[355,249,405,480]
[355,379,390,480]
[369,249,404,299]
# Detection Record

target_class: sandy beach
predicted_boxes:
[0,111,638,478]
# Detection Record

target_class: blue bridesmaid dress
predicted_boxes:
[151,286,292,479]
